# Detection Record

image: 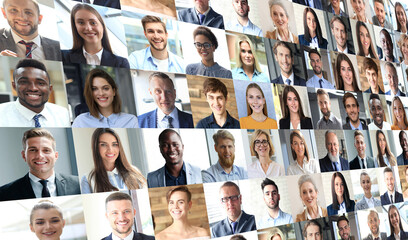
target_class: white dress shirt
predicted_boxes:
[11,30,45,60]
[83,47,103,65]
[29,172,57,198]
[157,107,180,128]
[112,231,134,240]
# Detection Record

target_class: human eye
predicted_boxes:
[99,143,107,147]
[112,211,118,215]
[90,20,97,26]
[113,143,119,147]
[35,220,45,225]
[25,10,34,16]
[51,219,61,223]
[91,87,97,91]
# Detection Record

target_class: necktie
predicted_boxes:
[165,115,173,128]
[231,221,238,234]
[39,179,51,197]
[390,194,393,203]
[33,114,42,128]
[361,159,366,169]
[319,79,323,88]
[199,14,205,25]
[286,79,291,85]
[18,40,35,58]
[374,238,379,240]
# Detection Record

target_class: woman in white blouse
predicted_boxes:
[247,129,284,178]
[287,130,320,175]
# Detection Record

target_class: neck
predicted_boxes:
[172,218,190,229]
[251,111,266,120]
[15,30,38,41]
[290,113,300,120]
[166,161,183,177]
[309,31,316,38]
[277,28,290,39]
[404,58,408,65]
[229,212,240,222]
[281,70,292,79]
[31,170,54,180]
[372,232,380,238]
[364,192,372,198]
[315,73,323,78]
[401,25,407,33]
[359,153,366,159]
[150,47,168,60]
[333,5,340,14]
[324,113,331,121]
[337,195,344,204]
[197,6,209,14]
[357,14,366,22]
[392,88,399,95]
[242,64,254,79]
[297,156,304,166]
[237,16,249,26]
[398,122,407,130]
[259,157,272,164]
[307,205,319,217]
[394,227,400,235]
[219,160,233,174]
[84,42,103,55]
[350,118,361,128]
[21,100,44,113]
[214,111,227,127]
[375,121,383,129]
[104,162,115,172]
[99,106,113,118]
[371,85,379,93]
[338,44,346,52]
[202,59,215,67]
[267,207,280,218]
[114,230,132,239]
[404,151,408,159]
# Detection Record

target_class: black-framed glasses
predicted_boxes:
[254,140,269,147]
[220,195,240,203]
[194,42,213,49]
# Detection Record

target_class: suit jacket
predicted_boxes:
[327,200,355,215]
[319,154,349,172]
[397,153,408,166]
[298,35,328,49]
[138,108,194,128]
[271,75,307,86]
[61,49,129,68]
[355,197,382,211]
[147,162,202,188]
[335,45,355,55]
[349,156,376,170]
[0,173,80,201]
[295,207,328,222]
[101,231,154,240]
[178,7,224,29]
[387,231,408,240]
[292,0,323,9]
[363,232,387,240]
[73,0,121,9]
[380,191,404,205]
[279,117,313,129]
[385,89,406,97]
[342,118,368,130]
[211,211,256,238]
[0,28,61,61]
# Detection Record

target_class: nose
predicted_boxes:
[28,81,39,91]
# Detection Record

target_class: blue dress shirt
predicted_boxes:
[186,62,232,79]
[232,68,269,83]
[225,19,262,37]
[257,209,293,229]
[306,75,335,89]
[196,111,240,129]
[128,47,185,73]
[202,162,248,183]
[72,112,139,128]
[165,163,187,186]
[81,169,127,194]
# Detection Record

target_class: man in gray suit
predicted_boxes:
[0,0,61,60]
[363,210,387,240]
[211,181,256,238]
[349,131,375,169]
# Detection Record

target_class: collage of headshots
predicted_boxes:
[2,0,408,239]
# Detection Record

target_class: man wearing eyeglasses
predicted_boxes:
[202,130,247,183]
[211,181,256,238]
[257,178,292,229]
[337,216,351,240]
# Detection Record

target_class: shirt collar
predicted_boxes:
[312,74,326,82]
[267,209,283,220]
[112,230,134,240]
[282,72,294,85]
[306,206,322,220]
[96,112,120,124]
[208,111,233,125]
[228,211,243,225]
[157,107,178,121]
[11,30,41,46]
[232,18,253,28]
[29,172,56,183]
[195,7,211,16]
[83,47,103,61]
[15,99,52,122]
[215,161,239,175]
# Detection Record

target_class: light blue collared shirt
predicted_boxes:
[201,161,248,183]
[128,46,185,73]
[306,75,335,89]
[232,67,269,83]
[349,121,363,130]
[72,112,139,128]
[257,209,293,229]
[81,168,128,194]
[226,19,262,37]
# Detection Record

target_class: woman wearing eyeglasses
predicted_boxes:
[247,129,284,179]
[287,130,320,175]
[186,26,232,79]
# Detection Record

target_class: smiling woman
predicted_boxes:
[30,200,65,240]
[326,172,355,216]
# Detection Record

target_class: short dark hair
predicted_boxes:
[203,78,228,98]
[148,72,175,89]
[141,15,167,33]
[363,58,378,73]
[354,130,364,139]
[273,41,293,59]
[316,88,329,98]
[230,235,247,240]
[384,167,393,174]
[193,26,218,49]
[374,0,384,5]
[303,220,322,237]
[166,186,192,202]
[380,29,392,43]
[330,16,346,30]
[261,178,279,192]
[159,129,182,145]
[13,58,50,83]
[337,215,349,228]
[220,181,240,194]
[308,48,321,59]
[369,93,381,102]
[22,128,56,151]
[105,192,132,210]
[342,92,359,108]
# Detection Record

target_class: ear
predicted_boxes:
[22,150,26,163]
[29,223,34,233]
[148,87,153,96]
[12,81,16,90]
[214,144,217,152]
[1,8,6,19]
[49,84,53,93]
[62,219,66,228]
[38,14,43,25]
[188,201,192,210]
[54,151,59,161]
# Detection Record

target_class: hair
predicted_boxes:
[330,16,346,30]
[290,130,310,162]
[213,130,235,146]
[273,41,293,59]
[30,200,63,225]
[83,68,121,118]
[374,0,384,5]
[398,34,408,62]
[385,62,398,81]
[203,78,228,98]
[360,171,370,182]
[356,21,378,59]
[331,172,352,210]
[148,72,175,89]
[303,8,325,46]
[141,15,167,33]
[324,130,337,145]
[268,0,289,17]
[22,128,56,151]
[105,192,132,210]
[245,83,268,116]
[391,96,408,129]
[308,48,321,60]
[230,235,247,240]
[70,4,112,52]
[369,93,381,103]
[159,129,183,145]
[250,129,275,159]
[261,178,279,192]
[384,166,393,175]
[342,92,359,108]
[282,85,306,119]
[380,29,392,44]
[193,26,218,49]
[316,88,329,98]
[337,215,349,228]
[354,130,364,139]
[235,35,262,73]
[399,130,407,146]
[395,2,408,33]
[13,58,50,83]
[376,130,397,167]
[220,181,240,194]
[88,128,146,192]
[363,57,378,74]
[298,174,317,193]
[267,228,285,240]
[302,220,322,237]
[334,53,360,91]
[388,205,405,234]
[3,0,40,14]
[166,186,192,203]
[368,209,379,220]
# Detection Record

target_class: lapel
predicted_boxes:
[149,109,158,128]
[2,29,17,52]
[185,162,191,184]
[68,49,86,64]
[55,173,65,196]
[23,173,36,198]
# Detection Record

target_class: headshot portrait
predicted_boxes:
[315,129,349,172]
[371,0,393,29]
[294,217,332,240]
[378,166,403,205]
[343,130,375,169]
[364,92,392,130]
[321,171,355,215]
[308,88,343,130]
[331,214,360,240]
[394,130,408,166]
[350,169,381,211]
[368,129,398,167]
[394,2,408,34]
[397,33,408,66]
[357,56,384,94]
[330,51,361,92]
[387,96,408,131]
[328,15,355,54]
[374,26,398,62]
[176,0,225,29]
[347,0,373,24]
[351,20,379,59]
[339,92,369,130]
[356,207,388,240]
[381,61,406,97]
[325,0,349,17]
[304,48,336,89]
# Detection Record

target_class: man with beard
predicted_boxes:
[384,63,405,97]
[380,167,403,205]
[349,130,375,169]
[256,178,292,229]
[0,0,61,60]
[368,93,391,130]
[103,192,154,240]
[128,15,185,73]
[337,216,352,240]
[330,16,354,54]
[364,58,384,94]
[380,29,397,62]
[147,129,202,188]
[178,0,224,29]
[225,0,262,37]
[342,92,368,130]
[372,0,392,29]
[363,210,387,240]
[315,89,342,129]
[306,49,335,89]
[202,130,247,182]
[0,59,70,127]
[397,131,408,165]
[319,130,349,172]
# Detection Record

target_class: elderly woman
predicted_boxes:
[287,130,320,175]
[398,34,408,65]
[355,171,381,210]
[265,0,299,44]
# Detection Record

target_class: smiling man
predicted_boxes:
[342,92,368,130]
[103,192,154,240]
[0,58,70,127]
[372,0,392,29]
[225,0,262,36]
[368,93,391,130]
[363,58,384,94]
[178,0,224,29]
[363,210,387,240]
[0,0,61,60]
[316,89,342,129]
[384,62,405,97]
[349,130,375,169]
[306,49,335,89]
[380,167,403,205]
[319,130,349,172]
[0,128,80,201]
[330,16,354,54]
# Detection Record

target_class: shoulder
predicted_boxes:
[0,175,27,190]
[196,115,211,128]
[186,63,200,74]
[40,36,59,46]
[178,8,194,17]
[186,162,201,172]
[72,113,93,127]
[57,173,79,184]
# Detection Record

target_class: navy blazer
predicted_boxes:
[298,35,328,49]
[397,153,408,166]
[380,191,403,205]
[387,231,408,240]
[138,108,194,128]
[279,117,313,129]
[319,154,349,172]
[101,231,154,240]
[292,0,323,9]
[72,0,121,9]
[178,7,224,29]
[335,45,355,55]
[0,173,80,201]
[327,200,355,216]
[271,75,307,86]
[61,49,129,68]
[349,156,376,170]
[211,211,256,238]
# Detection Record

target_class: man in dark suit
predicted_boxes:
[292,0,322,9]
[342,92,368,130]
[0,128,80,201]
[380,167,403,205]
[349,130,376,169]
[177,0,224,29]
[72,0,120,9]
[397,131,408,165]
[384,62,406,97]
[211,181,256,238]
[319,130,349,172]
[330,16,355,54]
[0,0,61,61]
[138,72,193,128]
[363,210,387,240]
[103,192,154,240]
[271,41,306,86]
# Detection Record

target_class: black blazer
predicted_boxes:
[380,191,404,205]
[319,154,349,172]
[62,48,130,68]
[72,0,121,9]
[102,231,154,240]
[271,74,307,86]
[279,117,313,129]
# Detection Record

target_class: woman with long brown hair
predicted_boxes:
[334,53,361,92]
[375,130,397,167]
[279,86,313,129]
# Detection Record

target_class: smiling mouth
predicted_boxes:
[42,231,56,236]
[34,160,47,165]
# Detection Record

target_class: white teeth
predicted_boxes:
[35,161,46,165]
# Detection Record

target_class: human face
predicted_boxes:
[30,209,65,240]
[220,186,242,221]
[206,91,227,116]
[378,132,386,155]
[390,208,400,230]
[326,132,339,157]
[247,87,265,114]
[92,77,115,112]
[272,236,282,240]
[374,2,385,25]
[369,98,384,126]
[401,39,408,61]
[306,12,317,35]
[105,200,136,239]
[365,68,378,90]
[286,91,299,114]
[254,133,270,158]
[305,225,321,240]
[270,5,288,30]
[214,138,235,169]
[194,34,215,63]
[317,94,331,118]
[232,0,249,18]
[393,99,406,124]
[360,174,372,196]
[380,32,393,58]
[367,212,380,235]
[144,22,168,51]
[149,76,176,115]
[338,220,350,240]
[98,133,119,171]
[354,134,366,158]
[400,132,408,152]
[396,5,407,28]
[159,132,184,166]
[23,137,58,180]
[74,9,104,47]
[239,41,254,67]
[344,97,360,123]
[334,176,344,198]
[331,0,340,9]
[340,60,353,89]
[275,45,293,76]
[385,65,398,93]
[13,67,51,113]
[194,0,209,13]
[1,0,42,40]
[384,171,395,192]
[263,184,280,210]
[300,181,318,208]
[168,191,191,221]
[351,0,365,17]
[310,53,322,75]
[332,20,347,49]
[359,26,371,55]
[291,135,305,160]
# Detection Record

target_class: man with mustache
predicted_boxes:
[330,16,354,54]
[363,210,387,240]
[202,130,247,182]
[226,0,262,37]
[349,130,375,169]
[319,130,349,172]
[380,167,403,205]
[128,15,185,73]
[397,131,408,165]
[316,89,342,129]
[368,93,391,130]
[306,49,335,89]
[372,0,392,29]
[342,92,368,130]
[363,58,384,94]
[178,0,224,29]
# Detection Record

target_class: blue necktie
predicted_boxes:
[199,14,205,25]
[164,115,173,128]
[319,79,323,88]
[33,114,42,127]
[286,79,291,85]
[231,221,238,234]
